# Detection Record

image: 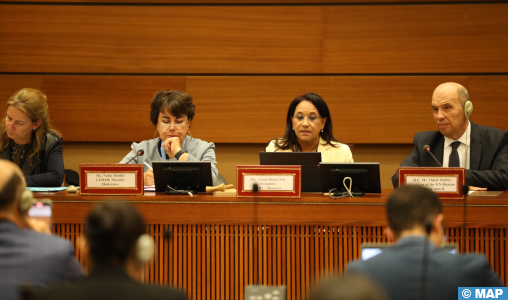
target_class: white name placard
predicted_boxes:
[243,175,294,191]
[86,172,137,188]
[405,176,458,192]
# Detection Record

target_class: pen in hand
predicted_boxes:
[144,162,153,170]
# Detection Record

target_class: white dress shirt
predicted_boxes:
[442,121,471,169]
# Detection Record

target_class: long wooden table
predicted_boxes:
[37,190,508,300]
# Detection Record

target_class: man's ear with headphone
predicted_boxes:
[464,100,473,119]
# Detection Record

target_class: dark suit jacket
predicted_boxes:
[0,220,83,300]
[0,131,64,187]
[348,237,503,300]
[392,122,508,190]
[33,264,188,300]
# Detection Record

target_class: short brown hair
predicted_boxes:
[387,185,442,237]
[150,90,195,126]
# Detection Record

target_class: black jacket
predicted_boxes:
[392,122,508,190]
[348,237,503,300]
[0,220,83,300]
[33,264,187,300]
[0,131,64,187]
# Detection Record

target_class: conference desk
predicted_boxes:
[37,190,508,300]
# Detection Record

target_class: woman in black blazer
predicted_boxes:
[0,88,64,187]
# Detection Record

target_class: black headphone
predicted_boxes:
[424,222,433,235]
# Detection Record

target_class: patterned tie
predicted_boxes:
[448,141,461,167]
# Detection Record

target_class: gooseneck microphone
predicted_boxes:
[252,183,259,285]
[462,184,470,252]
[419,220,433,300]
[125,149,144,164]
[423,145,442,167]
[244,183,287,299]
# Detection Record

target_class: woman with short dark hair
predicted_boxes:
[0,88,64,187]
[120,90,218,185]
[266,92,353,162]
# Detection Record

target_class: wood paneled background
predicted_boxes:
[48,192,508,299]
[55,223,507,300]
[1,2,507,182]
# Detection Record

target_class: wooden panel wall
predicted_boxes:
[1,5,508,73]
[1,75,507,143]
[1,3,508,143]
[0,6,324,74]
[53,223,508,300]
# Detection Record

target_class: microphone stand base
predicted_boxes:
[351,191,365,197]
[165,189,196,195]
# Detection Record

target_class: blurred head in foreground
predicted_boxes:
[386,184,444,247]
[0,160,27,226]
[86,201,153,279]
[309,274,389,300]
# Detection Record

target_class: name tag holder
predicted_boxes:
[237,165,301,198]
[398,167,465,199]
[79,163,144,196]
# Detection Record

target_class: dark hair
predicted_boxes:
[273,93,341,152]
[86,202,146,264]
[0,171,23,210]
[149,90,195,126]
[387,185,442,237]
[309,274,389,300]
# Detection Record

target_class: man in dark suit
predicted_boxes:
[0,160,82,300]
[348,185,503,300]
[33,201,187,300]
[392,82,508,190]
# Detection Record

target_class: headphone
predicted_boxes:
[136,234,155,263]
[424,222,433,235]
[136,226,173,263]
[19,189,36,214]
[464,100,473,119]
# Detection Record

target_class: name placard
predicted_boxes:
[398,167,465,199]
[79,164,144,195]
[237,165,301,198]
[86,173,137,188]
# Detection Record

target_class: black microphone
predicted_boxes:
[462,184,470,199]
[252,183,259,285]
[252,183,259,194]
[462,184,470,253]
[125,149,144,164]
[244,182,287,299]
[164,225,173,239]
[423,145,442,167]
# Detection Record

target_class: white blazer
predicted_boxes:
[265,137,354,163]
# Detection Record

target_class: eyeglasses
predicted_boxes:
[158,122,188,132]
[293,114,322,124]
